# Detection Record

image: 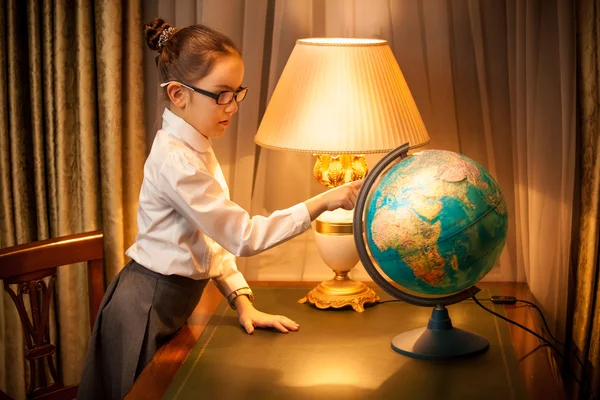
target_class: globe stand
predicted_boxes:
[391,305,489,359]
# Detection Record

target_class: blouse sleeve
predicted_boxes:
[158,149,312,258]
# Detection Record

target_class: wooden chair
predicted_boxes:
[0,231,104,400]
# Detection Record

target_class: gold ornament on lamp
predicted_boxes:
[255,38,430,312]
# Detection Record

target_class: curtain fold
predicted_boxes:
[505,0,576,342]
[571,0,600,397]
[0,0,146,397]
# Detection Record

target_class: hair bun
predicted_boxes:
[144,18,175,52]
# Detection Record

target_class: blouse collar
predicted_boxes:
[161,108,211,153]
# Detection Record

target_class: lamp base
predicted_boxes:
[298,271,380,312]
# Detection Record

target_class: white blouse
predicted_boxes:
[126,108,312,297]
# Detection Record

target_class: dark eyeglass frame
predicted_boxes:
[160,81,248,105]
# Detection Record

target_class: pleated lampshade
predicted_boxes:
[255,38,430,154]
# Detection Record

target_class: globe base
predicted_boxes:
[298,271,380,312]
[391,306,489,360]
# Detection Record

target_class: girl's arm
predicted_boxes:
[159,150,363,257]
[303,179,363,220]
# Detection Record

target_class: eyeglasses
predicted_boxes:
[160,81,248,105]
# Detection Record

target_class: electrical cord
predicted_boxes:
[379,295,594,399]
[474,297,586,368]
[516,299,586,369]
[377,299,403,304]
[472,295,595,400]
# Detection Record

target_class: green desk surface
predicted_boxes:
[163,286,525,400]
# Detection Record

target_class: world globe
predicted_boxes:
[353,143,508,359]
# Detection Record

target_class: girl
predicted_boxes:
[77,18,362,400]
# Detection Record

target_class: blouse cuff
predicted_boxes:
[213,270,249,299]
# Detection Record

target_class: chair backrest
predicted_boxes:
[0,231,104,400]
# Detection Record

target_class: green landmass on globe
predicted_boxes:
[365,149,508,296]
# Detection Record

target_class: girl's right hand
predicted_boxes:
[322,179,364,211]
[304,179,364,220]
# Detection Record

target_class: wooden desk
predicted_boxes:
[126,282,565,400]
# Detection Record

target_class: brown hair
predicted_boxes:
[144,18,241,84]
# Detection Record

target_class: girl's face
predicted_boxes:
[169,54,245,140]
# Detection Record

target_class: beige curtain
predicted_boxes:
[570,0,600,397]
[147,0,575,366]
[0,0,146,398]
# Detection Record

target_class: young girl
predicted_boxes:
[77,18,362,400]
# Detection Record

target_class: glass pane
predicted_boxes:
[218,92,234,104]
[236,88,248,103]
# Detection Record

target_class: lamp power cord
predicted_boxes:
[472,295,595,400]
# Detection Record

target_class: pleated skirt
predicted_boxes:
[77,260,208,400]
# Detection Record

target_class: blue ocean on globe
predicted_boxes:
[365,149,508,296]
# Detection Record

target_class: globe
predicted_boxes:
[353,144,509,359]
[364,148,508,297]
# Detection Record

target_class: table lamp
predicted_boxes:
[255,38,430,311]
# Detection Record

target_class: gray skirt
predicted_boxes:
[77,260,208,400]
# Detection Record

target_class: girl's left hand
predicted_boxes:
[235,296,299,334]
